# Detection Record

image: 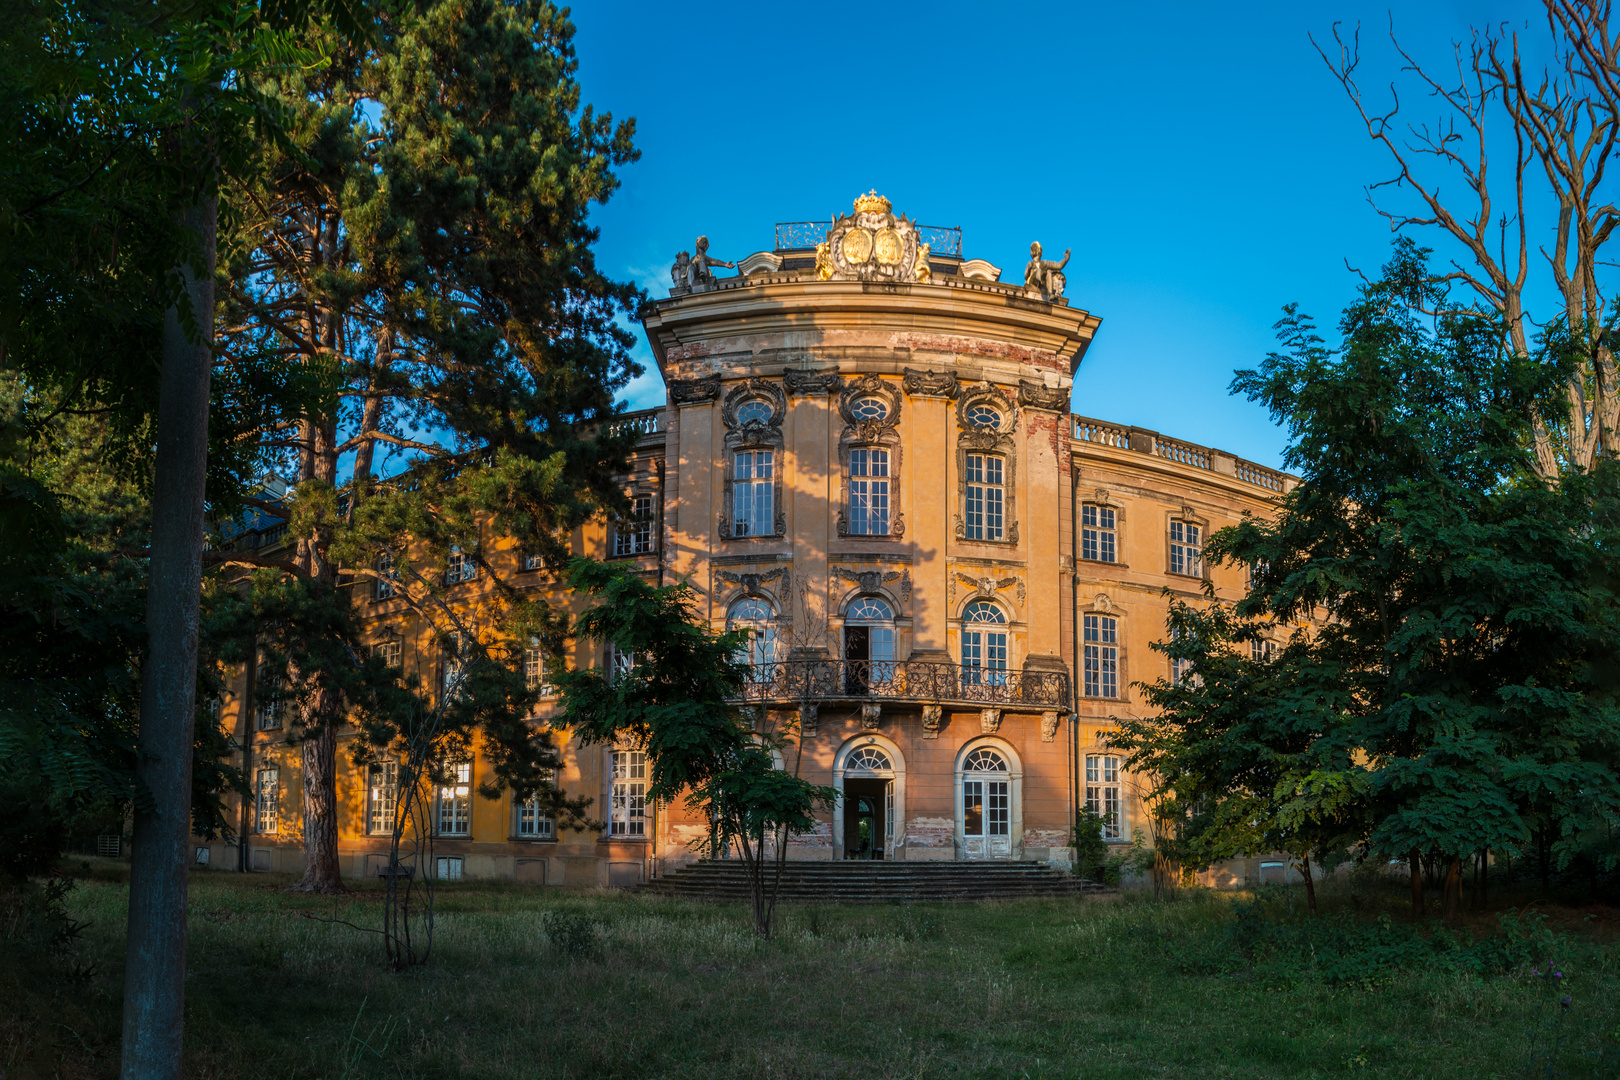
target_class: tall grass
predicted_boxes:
[3,863,1617,1079]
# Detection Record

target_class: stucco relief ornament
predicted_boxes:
[861,703,882,731]
[1024,241,1070,300]
[901,367,959,398]
[1041,711,1060,743]
[956,571,1019,599]
[784,370,840,395]
[825,191,924,283]
[914,242,932,283]
[921,704,943,740]
[1017,379,1069,412]
[798,703,819,738]
[669,374,720,405]
[980,708,1002,735]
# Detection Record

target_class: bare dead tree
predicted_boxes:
[1316,3,1620,476]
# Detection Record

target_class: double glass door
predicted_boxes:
[962,777,1010,860]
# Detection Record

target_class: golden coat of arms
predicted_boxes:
[824,191,925,283]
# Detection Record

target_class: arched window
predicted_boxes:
[727,598,778,675]
[961,601,1008,687]
[846,745,892,772]
[844,596,896,692]
[964,748,1007,772]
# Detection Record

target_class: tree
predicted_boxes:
[1319,2,1620,477]
[1120,241,1620,919]
[555,560,837,939]
[211,0,641,891]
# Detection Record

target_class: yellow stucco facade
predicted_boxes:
[201,197,1292,888]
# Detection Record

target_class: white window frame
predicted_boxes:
[728,598,779,677]
[963,454,1005,541]
[610,749,647,838]
[847,448,891,536]
[255,662,282,730]
[1084,614,1118,698]
[445,545,477,585]
[607,642,636,683]
[372,638,402,669]
[368,760,398,836]
[515,772,556,840]
[525,637,554,695]
[374,553,396,600]
[1084,754,1122,840]
[961,601,1009,687]
[732,450,774,537]
[255,768,279,834]
[1250,638,1275,663]
[436,760,472,837]
[614,494,655,557]
[1169,520,1203,577]
[1081,504,1117,563]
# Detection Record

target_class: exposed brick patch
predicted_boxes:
[905,818,955,848]
[1024,829,1070,848]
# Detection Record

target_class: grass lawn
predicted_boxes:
[4,863,1619,1079]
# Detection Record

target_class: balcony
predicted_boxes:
[732,658,1070,711]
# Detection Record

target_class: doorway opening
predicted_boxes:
[843,777,893,860]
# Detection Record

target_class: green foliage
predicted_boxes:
[538,909,597,955]
[1071,808,1112,884]
[1117,240,1620,899]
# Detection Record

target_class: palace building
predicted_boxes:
[202,193,1292,887]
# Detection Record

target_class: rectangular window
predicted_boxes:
[1083,615,1118,698]
[607,643,636,683]
[436,856,463,881]
[848,448,891,536]
[368,761,398,835]
[614,495,655,556]
[442,637,466,704]
[256,768,279,834]
[610,750,647,837]
[1250,638,1274,663]
[1248,558,1268,591]
[437,761,471,836]
[445,545,477,584]
[374,553,395,600]
[1085,755,1121,840]
[1169,520,1202,577]
[733,451,774,537]
[523,553,545,571]
[255,662,282,730]
[964,454,1004,541]
[372,639,401,669]
[516,774,556,839]
[961,630,1009,686]
[525,637,553,695]
[1081,504,1116,563]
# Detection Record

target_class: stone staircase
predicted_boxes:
[638,859,1111,902]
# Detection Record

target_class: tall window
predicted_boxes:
[255,662,282,730]
[1250,638,1275,663]
[1081,504,1116,563]
[525,637,553,694]
[516,771,555,839]
[614,495,654,556]
[1084,614,1118,698]
[733,450,774,536]
[374,553,395,600]
[255,768,279,834]
[372,639,401,669]
[1247,558,1269,591]
[844,596,896,689]
[728,598,778,676]
[1169,520,1202,577]
[368,761,397,835]
[1170,626,1195,686]
[441,636,467,704]
[1085,754,1121,840]
[848,448,891,535]
[964,454,1005,541]
[610,750,646,837]
[962,748,1010,839]
[445,545,477,584]
[961,601,1009,686]
[437,761,471,836]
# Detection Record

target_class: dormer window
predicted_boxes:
[851,397,888,422]
[966,403,1002,428]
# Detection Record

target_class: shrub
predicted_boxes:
[539,910,598,955]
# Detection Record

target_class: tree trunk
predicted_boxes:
[293,701,343,892]
[1443,855,1462,920]
[1299,853,1317,914]
[1409,849,1425,917]
[1480,847,1488,909]
[121,191,216,1080]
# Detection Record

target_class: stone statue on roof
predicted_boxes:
[687,235,735,287]
[1024,241,1070,299]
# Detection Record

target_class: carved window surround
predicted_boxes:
[1078,487,1127,568]
[713,566,792,621]
[836,374,905,540]
[953,382,1019,546]
[1165,504,1209,581]
[718,378,787,541]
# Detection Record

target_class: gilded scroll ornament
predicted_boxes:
[874,227,903,264]
[842,228,873,264]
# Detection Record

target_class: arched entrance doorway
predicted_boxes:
[955,739,1023,860]
[832,735,905,860]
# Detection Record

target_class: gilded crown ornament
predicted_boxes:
[853,190,892,215]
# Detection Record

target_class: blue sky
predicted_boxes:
[571,0,1546,470]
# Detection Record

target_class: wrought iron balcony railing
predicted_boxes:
[732,658,1069,710]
